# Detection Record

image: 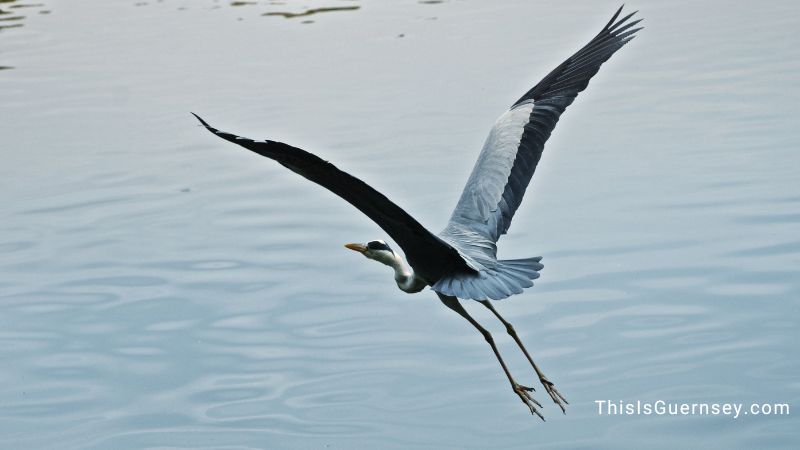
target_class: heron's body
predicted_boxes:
[194,6,642,420]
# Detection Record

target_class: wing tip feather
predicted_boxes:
[190,112,211,128]
[604,4,625,30]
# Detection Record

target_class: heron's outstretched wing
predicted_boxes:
[193,114,474,282]
[444,6,642,251]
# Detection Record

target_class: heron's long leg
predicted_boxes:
[479,300,568,413]
[437,294,544,420]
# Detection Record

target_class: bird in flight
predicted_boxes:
[194,6,641,420]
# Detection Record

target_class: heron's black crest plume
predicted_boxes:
[367,240,392,251]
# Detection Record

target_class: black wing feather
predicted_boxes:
[514,5,642,106]
[497,6,642,238]
[192,113,474,282]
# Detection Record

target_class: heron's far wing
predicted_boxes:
[444,6,642,249]
[193,114,474,281]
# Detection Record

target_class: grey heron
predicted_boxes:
[194,6,641,420]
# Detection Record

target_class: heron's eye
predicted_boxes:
[367,241,390,251]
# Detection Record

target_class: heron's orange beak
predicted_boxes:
[344,243,368,253]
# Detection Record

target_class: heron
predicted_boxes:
[193,6,641,420]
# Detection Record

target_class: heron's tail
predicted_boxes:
[431,256,543,301]
[498,256,544,282]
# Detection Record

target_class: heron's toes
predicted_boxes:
[513,383,544,421]
[540,377,568,414]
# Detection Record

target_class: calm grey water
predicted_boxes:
[2,0,798,448]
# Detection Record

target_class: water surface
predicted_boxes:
[1,0,798,448]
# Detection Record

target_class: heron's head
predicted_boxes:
[345,239,424,293]
[344,239,398,266]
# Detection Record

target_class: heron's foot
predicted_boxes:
[513,383,544,420]
[540,376,568,414]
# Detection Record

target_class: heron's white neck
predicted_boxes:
[382,252,426,293]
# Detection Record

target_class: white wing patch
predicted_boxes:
[453,101,534,223]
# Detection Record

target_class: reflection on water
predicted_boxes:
[0,0,49,33]
[263,6,360,19]
[1,0,799,448]
[133,0,362,20]
[0,0,50,71]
